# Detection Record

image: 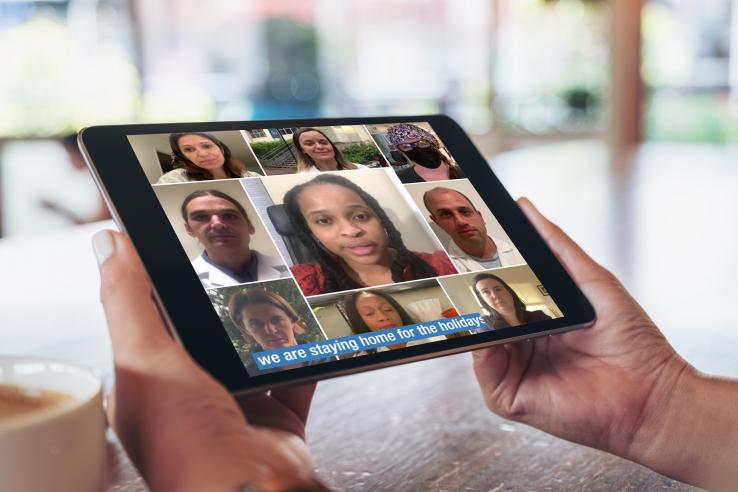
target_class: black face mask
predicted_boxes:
[404,147,442,169]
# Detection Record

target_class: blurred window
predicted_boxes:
[0,0,139,137]
[491,0,612,137]
[132,0,494,132]
[642,0,738,142]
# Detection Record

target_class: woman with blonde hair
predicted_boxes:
[292,127,370,173]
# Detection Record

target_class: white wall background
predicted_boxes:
[153,179,283,262]
[404,178,514,250]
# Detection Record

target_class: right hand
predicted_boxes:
[472,198,690,463]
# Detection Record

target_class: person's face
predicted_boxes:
[397,138,442,169]
[297,184,389,266]
[184,196,254,251]
[355,293,404,331]
[240,302,298,349]
[475,278,515,315]
[177,135,226,171]
[298,131,335,163]
[426,190,487,243]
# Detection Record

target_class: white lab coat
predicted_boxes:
[191,251,289,289]
[446,237,525,273]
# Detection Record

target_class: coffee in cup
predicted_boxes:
[0,357,105,492]
[0,383,75,420]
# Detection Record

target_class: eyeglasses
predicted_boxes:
[397,140,432,152]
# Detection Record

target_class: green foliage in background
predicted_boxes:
[341,143,382,165]
[249,140,287,158]
[644,92,738,143]
[207,279,325,364]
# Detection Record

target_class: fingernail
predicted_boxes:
[92,230,115,266]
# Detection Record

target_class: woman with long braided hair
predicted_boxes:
[283,173,457,295]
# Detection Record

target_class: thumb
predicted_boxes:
[92,230,179,369]
[516,197,624,315]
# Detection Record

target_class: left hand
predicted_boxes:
[93,230,326,492]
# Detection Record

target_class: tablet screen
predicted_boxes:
[126,122,563,377]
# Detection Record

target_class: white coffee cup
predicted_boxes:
[0,356,105,492]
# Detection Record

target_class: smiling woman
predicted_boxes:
[293,127,369,173]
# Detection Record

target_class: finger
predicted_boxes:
[471,346,509,400]
[92,230,179,368]
[472,342,532,416]
[269,383,317,425]
[517,197,617,287]
[236,393,307,439]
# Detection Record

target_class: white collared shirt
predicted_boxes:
[191,250,289,289]
[445,237,525,273]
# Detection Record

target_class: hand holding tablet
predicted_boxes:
[91,200,738,491]
[92,230,325,491]
[82,114,738,489]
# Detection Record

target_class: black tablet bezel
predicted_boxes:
[80,114,595,394]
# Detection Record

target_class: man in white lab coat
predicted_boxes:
[423,187,524,273]
[182,189,289,289]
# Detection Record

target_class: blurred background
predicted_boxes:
[2,0,738,374]
[2,0,737,235]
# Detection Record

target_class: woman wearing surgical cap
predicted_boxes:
[386,123,465,184]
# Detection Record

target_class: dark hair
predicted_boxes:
[472,273,528,329]
[292,127,358,172]
[447,163,464,179]
[227,289,306,346]
[169,132,246,180]
[342,289,416,335]
[421,187,477,215]
[283,173,438,292]
[180,189,250,222]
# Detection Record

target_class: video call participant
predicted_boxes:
[473,272,551,330]
[293,127,370,173]
[423,187,524,272]
[343,289,447,353]
[283,174,458,296]
[386,123,465,183]
[182,190,289,288]
[228,289,318,374]
[157,132,262,184]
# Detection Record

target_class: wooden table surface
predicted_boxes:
[4,142,735,491]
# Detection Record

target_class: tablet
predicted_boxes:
[79,115,594,394]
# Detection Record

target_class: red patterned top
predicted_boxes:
[290,250,457,296]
